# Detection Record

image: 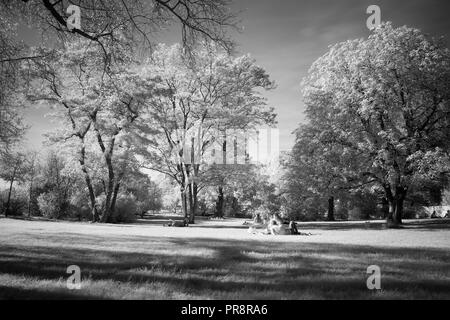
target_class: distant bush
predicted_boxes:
[68,204,92,221]
[37,192,60,218]
[281,199,323,221]
[403,207,418,219]
[37,191,69,219]
[68,192,93,221]
[253,206,273,221]
[198,199,211,216]
[335,204,349,220]
[135,199,148,218]
[135,195,163,218]
[0,189,28,216]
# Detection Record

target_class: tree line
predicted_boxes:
[1,0,280,223]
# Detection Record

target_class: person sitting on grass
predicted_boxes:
[289,221,299,235]
[243,213,263,226]
[254,213,263,224]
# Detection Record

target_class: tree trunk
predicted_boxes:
[93,121,117,223]
[394,191,404,225]
[216,186,224,217]
[231,196,238,217]
[79,144,98,222]
[101,162,115,223]
[193,182,198,220]
[27,180,33,218]
[188,181,197,224]
[4,168,17,217]
[109,182,121,222]
[394,203,403,225]
[386,187,406,227]
[187,139,199,224]
[181,188,188,220]
[381,197,389,219]
[327,196,335,221]
[188,183,194,222]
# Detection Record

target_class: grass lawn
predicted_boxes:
[0,216,449,299]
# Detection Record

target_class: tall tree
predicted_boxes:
[28,39,158,222]
[300,23,450,227]
[140,43,275,223]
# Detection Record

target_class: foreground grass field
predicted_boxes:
[0,216,449,299]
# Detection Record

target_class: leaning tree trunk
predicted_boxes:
[79,143,99,222]
[327,196,335,221]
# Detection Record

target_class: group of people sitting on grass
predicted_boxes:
[164,213,310,236]
[247,213,310,236]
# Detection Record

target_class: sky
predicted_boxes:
[18,0,450,153]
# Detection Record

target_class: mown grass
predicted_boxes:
[0,217,449,299]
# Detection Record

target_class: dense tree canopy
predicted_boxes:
[26,39,161,222]
[139,43,276,222]
[0,15,27,153]
[1,0,238,54]
[292,23,450,226]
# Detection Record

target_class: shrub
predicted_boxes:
[37,192,60,218]
[68,204,92,221]
[37,191,69,219]
[69,192,93,221]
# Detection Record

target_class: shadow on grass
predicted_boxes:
[0,231,449,299]
[0,286,103,300]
